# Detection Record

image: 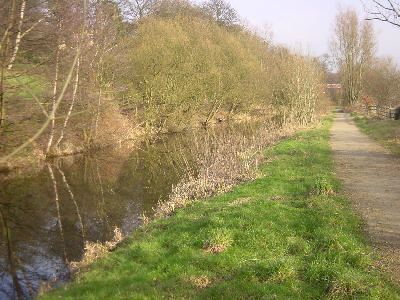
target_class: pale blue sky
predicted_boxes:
[225,0,400,65]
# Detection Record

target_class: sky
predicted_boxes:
[225,0,400,66]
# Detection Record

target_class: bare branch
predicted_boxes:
[366,16,400,27]
[387,0,400,17]
[20,17,45,39]
[372,0,394,11]
[20,2,57,39]
[364,0,400,28]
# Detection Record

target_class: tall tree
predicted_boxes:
[0,0,46,127]
[330,7,375,105]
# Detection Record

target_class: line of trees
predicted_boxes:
[330,7,375,106]
[0,0,328,165]
[331,3,400,108]
[364,0,400,107]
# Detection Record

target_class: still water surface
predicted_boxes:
[0,134,195,300]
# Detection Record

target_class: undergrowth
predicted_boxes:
[155,121,299,218]
[40,116,400,299]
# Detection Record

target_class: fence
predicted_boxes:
[361,105,396,119]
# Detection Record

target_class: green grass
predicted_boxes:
[6,73,50,99]
[40,117,400,299]
[353,115,400,155]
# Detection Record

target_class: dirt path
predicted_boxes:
[331,112,400,278]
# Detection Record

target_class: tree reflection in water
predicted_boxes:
[0,124,259,299]
[0,132,194,299]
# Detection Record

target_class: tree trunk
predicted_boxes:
[0,60,6,127]
[7,0,26,70]
[0,206,24,300]
[56,57,80,149]
[57,165,85,240]
[47,163,68,261]
[46,40,61,156]
[0,0,18,127]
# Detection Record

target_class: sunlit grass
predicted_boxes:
[354,115,400,155]
[5,73,50,100]
[40,117,400,299]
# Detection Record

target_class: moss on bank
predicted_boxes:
[40,117,400,299]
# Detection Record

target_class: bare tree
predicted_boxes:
[0,0,47,127]
[45,21,62,156]
[364,0,400,28]
[363,56,400,106]
[120,0,156,20]
[46,0,86,156]
[1,0,19,127]
[331,7,375,105]
[0,0,87,164]
[201,0,239,27]
[151,0,204,19]
[55,56,80,149]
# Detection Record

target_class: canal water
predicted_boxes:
[0,133,196,300]
[0,122,261,299]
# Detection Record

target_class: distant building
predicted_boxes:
[326,84,341,102]
[326,84,341,89]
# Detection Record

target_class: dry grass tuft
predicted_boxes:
[70,227,123,273]
[227,197,252,207]
[203,228,233,254]
[270,196,284,201]
[184,276,211,288]
[203,242,228,254]
[70,242,109,272]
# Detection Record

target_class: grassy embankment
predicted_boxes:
[41,117,400,299]
[353,115,400,155]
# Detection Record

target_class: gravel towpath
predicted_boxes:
[330,113,400,247]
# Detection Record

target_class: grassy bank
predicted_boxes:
[40,117,400,299]
[353,115,400,155]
